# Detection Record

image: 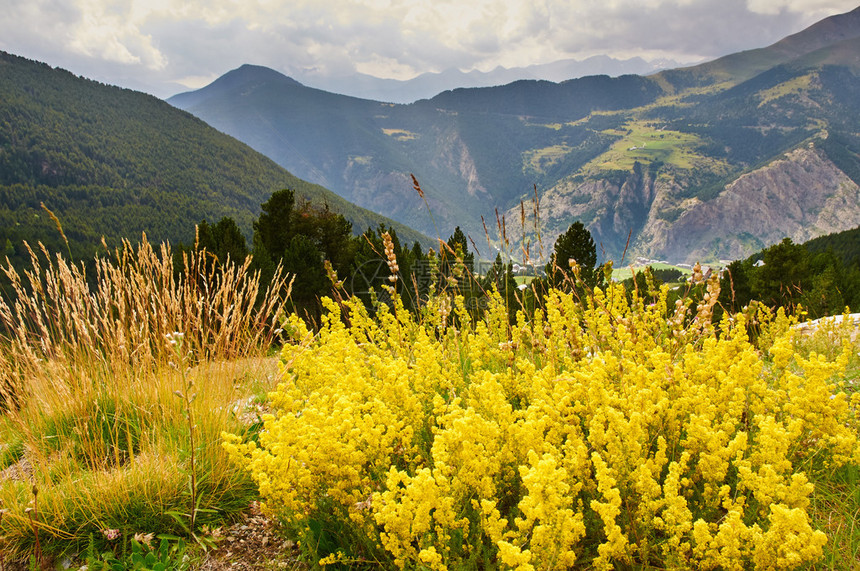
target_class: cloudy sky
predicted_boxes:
[1,0,857,98]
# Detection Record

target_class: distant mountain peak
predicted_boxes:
[168,64,303,108]
[201,63,304,93]
[655,4,860,90]
[230,64,303,85]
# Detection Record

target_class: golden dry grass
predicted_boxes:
[0,238,291,562]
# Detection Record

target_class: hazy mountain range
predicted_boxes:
[287,55,685,104]
[169,6,860,264]
[2,7,860,268]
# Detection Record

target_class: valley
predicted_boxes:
[1,6,860,570]
[169,7,860,264]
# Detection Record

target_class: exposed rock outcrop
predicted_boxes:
[651,146,860,263]
[518,145,860,265]
[531,162,671,261]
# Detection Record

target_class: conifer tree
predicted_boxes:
[546,221,598,289]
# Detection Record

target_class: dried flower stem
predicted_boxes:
[26,486,41,567]
[40,202,72,261]
[171,337,199,532]
[411,174,440,241]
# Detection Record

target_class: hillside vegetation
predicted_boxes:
[716,225,860,318]
[2,233,858,569]
[805,224,860,268]
[0,51,426,265]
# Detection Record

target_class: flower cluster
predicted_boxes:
[224,283,859,569]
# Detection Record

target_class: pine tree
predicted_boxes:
[545,221,598,289]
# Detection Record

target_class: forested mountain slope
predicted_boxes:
[0,51,425,264]
[804,224,860,269]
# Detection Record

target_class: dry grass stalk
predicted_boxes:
[0,237,290,411]
[382,231,399,288]
[481,216,492,253]
[533,185,545,264]
[40,203,71,260]
[519,201,530,265]
[467,234,481,258]
[0,238,290,560]
[410,174,424,199]
[410,173,440,241]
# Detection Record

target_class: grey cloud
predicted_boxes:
[549,0,814,59]
[0,0,857,98]
[0,0,82,65]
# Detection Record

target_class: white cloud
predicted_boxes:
[0,0,857,96]
[172,73,220,89]
[746,0,855,17]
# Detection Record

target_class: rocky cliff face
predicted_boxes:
[433,130,489,199]
[517,144,860,265]
[531,162,674,262]
[648,145,860,263]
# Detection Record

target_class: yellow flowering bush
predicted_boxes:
[224,283,860,569]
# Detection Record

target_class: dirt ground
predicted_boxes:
[1,502,304,571]
[194,502,305,571]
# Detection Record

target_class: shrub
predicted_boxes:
[225,283,860,569]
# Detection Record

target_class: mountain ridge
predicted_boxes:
[166,6,860,264]
[655,5,860,90]
[268,55,684,104]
